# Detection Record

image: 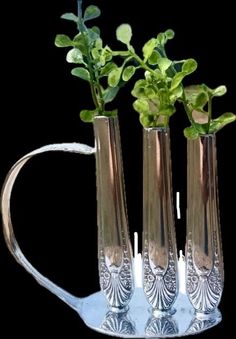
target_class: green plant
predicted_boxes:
[55,0,133,122]
[56,1,235,135]
[183,84,236,138]
[113,24,235,135]
[113,25,197,128]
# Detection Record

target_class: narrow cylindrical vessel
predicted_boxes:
[94,116,134,312]
[186,135,224,314]
[143,127,178,312]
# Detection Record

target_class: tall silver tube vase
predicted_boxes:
[94,116,134,312]
[186,134,224,314]
[143,127,178,312]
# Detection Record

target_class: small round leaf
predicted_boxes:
[55,34,73,47]
[66,48,84,63]
[108,67,122,87]
[84,5,101,22]
[116,24,132,45]
[71,67,90,81]
[122,66,136,81]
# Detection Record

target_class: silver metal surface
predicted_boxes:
[143,128,178,311]
[186,135,224,314]
[78,288,221,338]
[94,116,134,311]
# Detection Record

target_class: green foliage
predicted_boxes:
[113,27,199,128]
[184,84,236,138]
[56,1,235,133]
[55,1,135,122]
[116,24,132,45]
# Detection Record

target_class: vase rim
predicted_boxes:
[144,126,169,132]
[94,115,118,121]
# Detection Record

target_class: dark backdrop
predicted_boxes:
[1,0,235,337]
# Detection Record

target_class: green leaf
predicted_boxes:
[84,5,101,22]
[61,13,78,23]
[165,29,175,40]
[157,57,172,73]
[170,85,183,101]
[182,59,197,74]
[108,67,122,87]
[116,24,132,45]
[95,38,103,49]
[144,84,157,98]
[184,85,206,104]
[66,48,84,64]
[139,113,152,127]
[131,79,148,98]
[122,66,136,81]
[55,34,73,47]
[91,47,100,60]
[148,50,161,65]
[73,34,87,55]
[133,98,149,115]
[80,109,97,122]
[103,86,119,103]
[91,26,101,36]
[156,32,166,45]
[184,126,199,139]
[104,109,118,117]
[211,85,227,97]
[71,67,90,81]
[194,92,208,109]
[87,28,100,42]
[170,72,185,90]
[100,62,117,76]
[209,112,236,133]
[142,38,157,62]
[159,105,175,116]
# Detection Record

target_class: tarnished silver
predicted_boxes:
[143,127,178,311]
[186,135,224,314]
[94,116,134,311]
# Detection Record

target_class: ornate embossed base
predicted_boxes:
[76,288,221,338]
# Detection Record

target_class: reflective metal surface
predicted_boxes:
[143,128,178,311]
[186,135,224,314]
[94,117,134,311]
[78,288,221,338]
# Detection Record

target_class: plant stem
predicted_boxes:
[76,3,102,111]
[207,96,212,133]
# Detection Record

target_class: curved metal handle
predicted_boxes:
[1,143,95,310]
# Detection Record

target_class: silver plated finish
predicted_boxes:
[186,135,224,314]
[94,117,134,311]
[143,128,178,311]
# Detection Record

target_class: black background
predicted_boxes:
[1,0,235,337]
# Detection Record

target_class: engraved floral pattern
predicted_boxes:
[143,244,178,310]
[186,238,223,313]
[99,248,133,309]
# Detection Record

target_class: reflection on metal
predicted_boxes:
[101,311,136,335]
[186,135,224,313]
[143,128,178,311]
[185,310,222,335]
[94,117,134,310]
[145,313,178,336]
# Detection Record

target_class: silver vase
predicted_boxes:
[186,134,224,314]
[93,116,134,312]
[142,127,178,312]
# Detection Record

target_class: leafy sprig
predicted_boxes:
[113,24,235,135]
[183,84,236,138]
[113,24,197,128]
[55,1,128,122]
